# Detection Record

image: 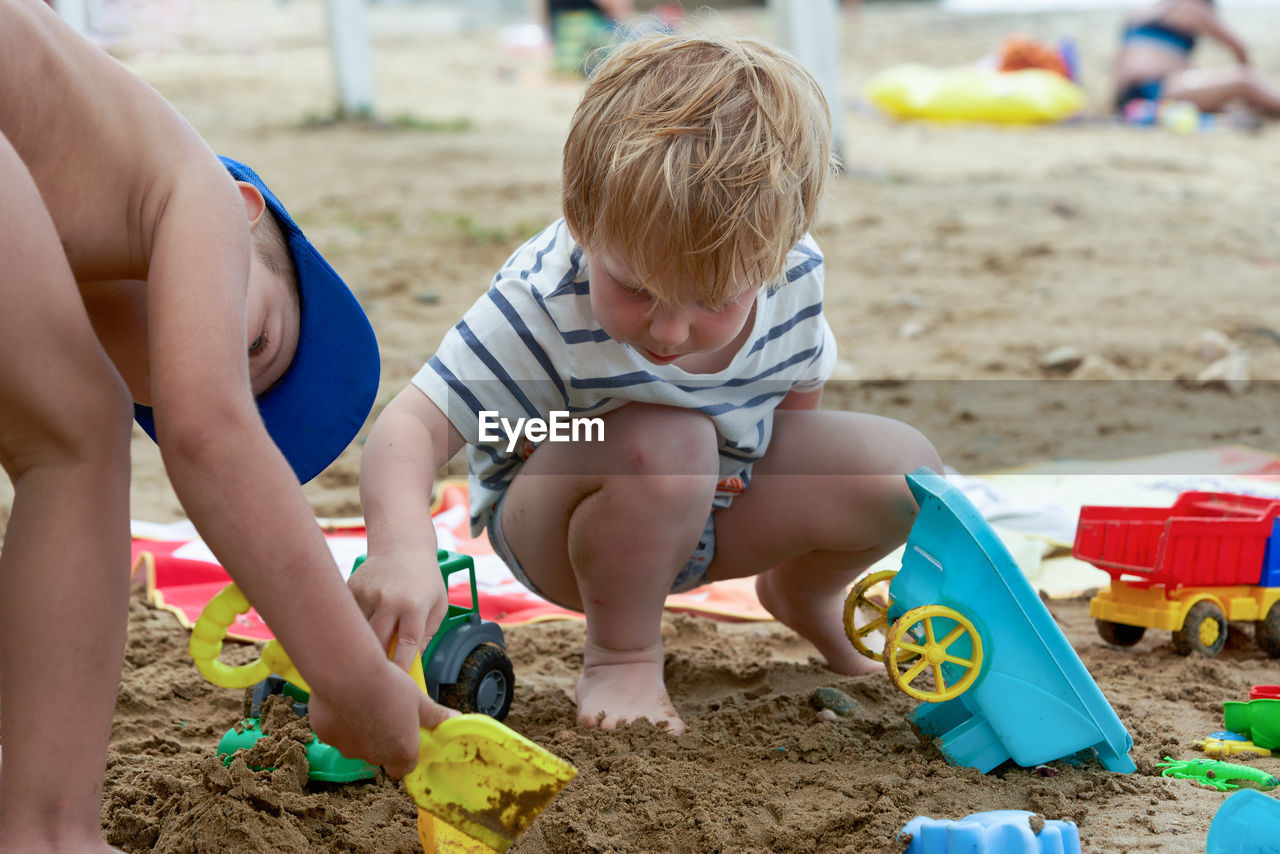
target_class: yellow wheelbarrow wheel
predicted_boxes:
[843,570,898,661]
[884,605,983,703]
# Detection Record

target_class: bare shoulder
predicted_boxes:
[0,0,208,279]
[0,0,76,78]
[0,0,151,141]
[1162,0,1220,31]
[0,0,40,26]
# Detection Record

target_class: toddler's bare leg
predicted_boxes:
[0,135,134,853]
[709,410,941,676]
[499,404,719,735]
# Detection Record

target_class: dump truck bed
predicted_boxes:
[1073,492,1280,586]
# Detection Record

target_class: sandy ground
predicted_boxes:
[7,0,1280,850]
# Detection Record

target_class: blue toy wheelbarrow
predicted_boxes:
[843,468,1136,774]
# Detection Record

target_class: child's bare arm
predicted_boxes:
[1202,18,1250,64]
[1179,1,1250,64]
[145,160,440,772]
[355,385,466,674]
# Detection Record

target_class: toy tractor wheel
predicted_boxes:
[843,570,898,662]
[1095,619,1146,648]
[438,642,514,721]
[884,605,983,703]
[1256,601,1280,658]
[1173,600,1228,657]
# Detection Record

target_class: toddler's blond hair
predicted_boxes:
[563,33,835,308]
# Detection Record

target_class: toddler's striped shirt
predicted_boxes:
[413,219,837,536]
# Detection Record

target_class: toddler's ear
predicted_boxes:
[234,181,268,229]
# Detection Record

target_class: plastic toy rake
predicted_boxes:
[189,582,577,852]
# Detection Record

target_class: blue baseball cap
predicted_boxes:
[133,156,380,484]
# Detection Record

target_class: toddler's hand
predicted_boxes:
[349,550,450,674]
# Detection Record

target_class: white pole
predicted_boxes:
[770,0,846,163]
[324,0,376,119]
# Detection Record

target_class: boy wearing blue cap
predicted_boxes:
[353,33,940,737]
[0,2,450,849]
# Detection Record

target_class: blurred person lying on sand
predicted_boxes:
[352,32,941,736]
[1114,0,1280,118]
[0,1,452,849]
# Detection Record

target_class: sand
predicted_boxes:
[7,0,1280,850]
[102,594,1279,853]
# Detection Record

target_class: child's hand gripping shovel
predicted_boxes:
[189,581,577,852]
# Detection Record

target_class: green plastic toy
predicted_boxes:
[218,718,375,783]
[1224,699,1280,751]
[1156,756,1280,792]
[211,549,515,782]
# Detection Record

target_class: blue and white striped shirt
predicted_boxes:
[413,219,837,536]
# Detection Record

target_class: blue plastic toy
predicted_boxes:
[847,469,1136,773]
[899,810,1081,854]
[1206,789,1280,854]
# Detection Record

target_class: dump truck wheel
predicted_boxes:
[1256,602,1280,658]
[1173,601,1227,657]
[1095,619,1146,648]
[439,642,514,720]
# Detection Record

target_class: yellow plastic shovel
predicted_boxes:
[189,582,576,852]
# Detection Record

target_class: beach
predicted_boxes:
[11,0,1280,850]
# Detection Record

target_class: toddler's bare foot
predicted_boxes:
[756,571,881,676]
[574,641,686,735]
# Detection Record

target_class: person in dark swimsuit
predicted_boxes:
[1113,0,1280,118]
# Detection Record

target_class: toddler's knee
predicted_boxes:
[854,473,927,551]
[892,423,943,476]
[610,405,718,477]
[852,418,941,477]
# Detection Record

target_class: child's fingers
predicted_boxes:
[367,608,399,657]
[380,742,418,780]
[419,693,459,729]
[391,615,427,673]
[309,666,425,778]
[424,594,450,640]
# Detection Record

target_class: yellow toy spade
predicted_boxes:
[189,582,577,852]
